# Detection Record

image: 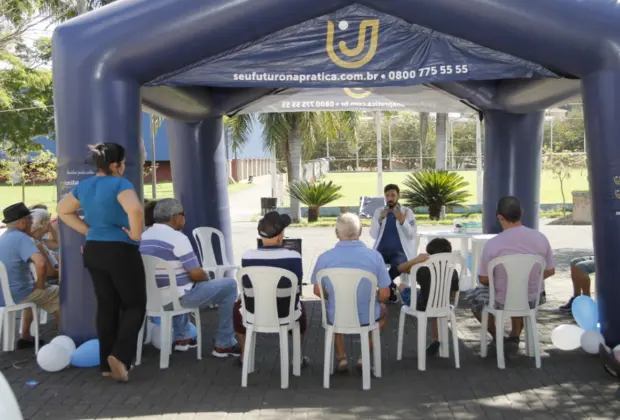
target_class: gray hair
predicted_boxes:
[31,209,50,232]
[153,198,184,223]
[335,213,362,240]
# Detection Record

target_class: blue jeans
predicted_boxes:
[171,278,238,348]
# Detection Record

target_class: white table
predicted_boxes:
[470,234,497,288]
[418,231,496,289]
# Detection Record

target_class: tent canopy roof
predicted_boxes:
[54,0,620,121]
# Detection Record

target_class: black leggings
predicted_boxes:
[83,241,146,371]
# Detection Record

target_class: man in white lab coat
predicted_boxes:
[370,184,417,302]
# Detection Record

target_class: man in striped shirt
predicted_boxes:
[140,199,240,357]
[234,211,309,366]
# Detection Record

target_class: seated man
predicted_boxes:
[369,184,417,303]
[0,203,59,349]
[140,198,240,357]
[559,256,594,313]
[467,196,555,346]
[29,209,59,284]
[397,237,460,356]
[29,204,59,252]
[312,213,391,372]
[234,211,309,366]
[144,199,157,229]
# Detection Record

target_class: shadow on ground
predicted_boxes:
[2,292,619,420]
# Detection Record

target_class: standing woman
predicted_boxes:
[57,143,145,382]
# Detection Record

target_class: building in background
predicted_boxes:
[26,112,271,183]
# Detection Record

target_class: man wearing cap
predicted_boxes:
[234,211,309,366]
[0,202,60,349]
[140,198,240,357]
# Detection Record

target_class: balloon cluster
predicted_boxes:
[551,296,605,354]
[37,337,100,372]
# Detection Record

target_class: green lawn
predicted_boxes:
[321,170,588,206]
[0,181,250,215]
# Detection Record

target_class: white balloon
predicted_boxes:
[612,344,620,361]
[50,336,76,354]
[37,344,71,372]
[151,325,162,349]
[551,324,584,351]
[580,330,605,355]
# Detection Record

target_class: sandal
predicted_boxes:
[336,356,349,373]
[599,344,620,380]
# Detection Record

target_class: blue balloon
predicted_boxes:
[571,295,599,331]
[189,322,197,339]
[71,339,100,367]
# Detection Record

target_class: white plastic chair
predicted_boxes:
[480,254,546,369]
[192,227,239,279]
[0,371,23,420]
[0,261,40,354]
[236,266,301,389]
[28,263,47,326]
[136,255,202,369]
[397,253,465,371]
[316,268,382,391]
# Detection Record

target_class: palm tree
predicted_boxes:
[288,180,343,222]
[227,112,357,222]
[402,170,471,220]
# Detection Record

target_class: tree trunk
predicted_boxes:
[559,177,566,215]
[21,178,25,203]
[435,113,447,170]
[288,121,302,222]
[419,112,428,169]
[308,207,320,223]
[151,128,157,198]
[429,204,442,220]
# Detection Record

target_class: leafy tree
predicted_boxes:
[288,180,343,222]
[401,170,471,220]
[228,112,357,222]
[0,38,54,151]
[0,148,56,202]
[542,149,586,214]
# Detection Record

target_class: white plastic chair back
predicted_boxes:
[0,261,16,306]
[0,371,23,420]
[193,227,232,268]
[488,254,546,313]
[236,266,298,332]
[141,255,184,312]
[316,268,378,331]
[410,252,465,316]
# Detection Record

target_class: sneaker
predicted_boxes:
[174,339,190,352]
[187,338,198,349]
[16,338,45,350]
[426,340,441,357]
[559,296,576,313]
[212,344,242,358]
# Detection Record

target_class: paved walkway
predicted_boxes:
[229,176,272,222]
[2,223,620,419]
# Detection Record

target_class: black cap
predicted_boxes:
[258,211,291,239]
[2,202,32,224]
